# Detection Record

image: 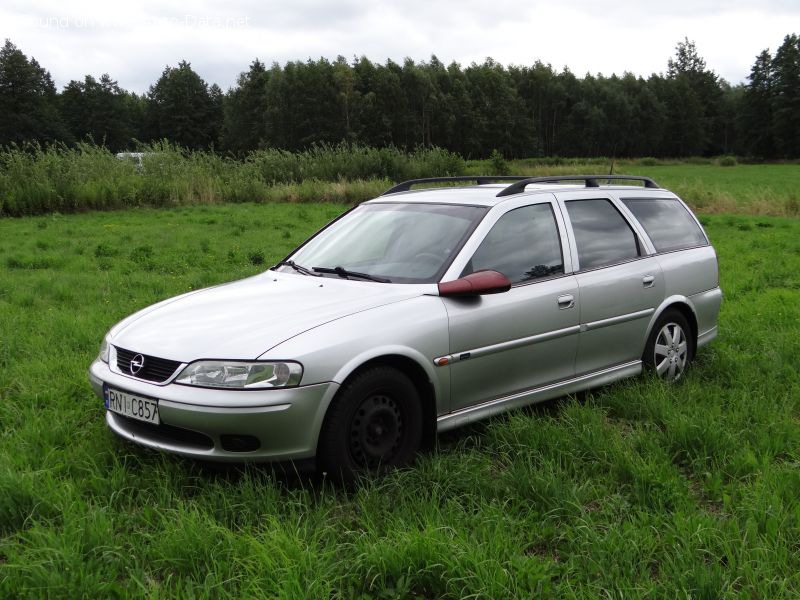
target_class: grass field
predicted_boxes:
[466,160,800,216]
[548,163,800,216]
[1,204,799,597]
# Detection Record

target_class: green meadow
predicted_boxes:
[500,161,800,216]
[1,203,799,597]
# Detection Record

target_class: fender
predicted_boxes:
[330,344,442,397]
[643,294,699,345]
[264,295,451,453]
[303,344,444,457]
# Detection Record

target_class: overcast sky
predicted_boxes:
[3,0,797,93]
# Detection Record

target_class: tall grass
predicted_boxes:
[2,143,799,217]
[0,142,464,217]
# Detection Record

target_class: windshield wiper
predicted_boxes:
[312,266,391,283]
[275,259,320,277]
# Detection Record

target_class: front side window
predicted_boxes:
[622,198,708,253]
[463,203,564,284]
[280,202,487,283]
[565,199,641,270]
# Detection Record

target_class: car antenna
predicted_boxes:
[609,144,616,175]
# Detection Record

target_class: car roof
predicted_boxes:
[368,183,668,207]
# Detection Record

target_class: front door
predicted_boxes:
[444,201,580,412]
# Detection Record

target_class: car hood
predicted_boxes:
[109,271,434,362]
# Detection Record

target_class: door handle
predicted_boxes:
[642,275,655,287]
[557,294,575,309]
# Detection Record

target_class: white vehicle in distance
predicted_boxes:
[88,175,722,480]
[115,152,148,170]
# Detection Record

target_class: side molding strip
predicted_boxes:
[433,324,581,366]
[582,308,655,332]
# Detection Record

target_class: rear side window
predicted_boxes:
[463,203,564,284]
[565,199,641,270]
[622,198,708,252]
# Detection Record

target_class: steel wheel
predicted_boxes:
[317,366,422,482]
[349,394,404,469]
[643,309,694,383]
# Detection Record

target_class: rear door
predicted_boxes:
[443,198,580,411]
[556,192,665,375]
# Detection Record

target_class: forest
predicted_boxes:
[0,35,798,159]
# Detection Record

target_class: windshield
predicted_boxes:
[277,202,487,283]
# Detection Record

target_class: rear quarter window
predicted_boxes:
[622,198,708,253]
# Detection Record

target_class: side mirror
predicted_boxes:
[438,270,512,297]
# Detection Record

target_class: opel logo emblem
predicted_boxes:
[130,354,145,375]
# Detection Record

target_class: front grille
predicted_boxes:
[115,346,182,383]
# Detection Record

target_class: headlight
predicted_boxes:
[98,335,111,363]
[174,361,303,389]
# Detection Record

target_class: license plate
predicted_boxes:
[104,385,160,425]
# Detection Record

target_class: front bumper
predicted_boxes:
[88,358,339,462]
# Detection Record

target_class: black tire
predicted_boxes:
[643,309,694,382]
[317,366,423,482]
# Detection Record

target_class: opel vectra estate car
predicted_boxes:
[88,175,722,478]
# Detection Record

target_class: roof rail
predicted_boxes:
[381,176,530,196]
[495,175,660,197]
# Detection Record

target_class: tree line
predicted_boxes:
[1,35,798,159]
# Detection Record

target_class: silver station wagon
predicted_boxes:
[88,175,722,479]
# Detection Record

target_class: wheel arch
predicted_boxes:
[315,348,441,455]
[645,296,699,356]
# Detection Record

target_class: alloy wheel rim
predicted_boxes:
[653,322,688,381]
[349,394,403,468]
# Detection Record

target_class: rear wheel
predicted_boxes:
[317,366,422,482]
[643,309,693,382]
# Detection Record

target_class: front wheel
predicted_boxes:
[643,310,693,382]
[317,366,423,482]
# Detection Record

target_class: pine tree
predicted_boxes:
[222,59,270,152]
[59,74,137,151]
[771,34,800,157]
[146,61,218,149]
[742,50,775,158]
[0,39,66,145]
[665,38,724,155]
